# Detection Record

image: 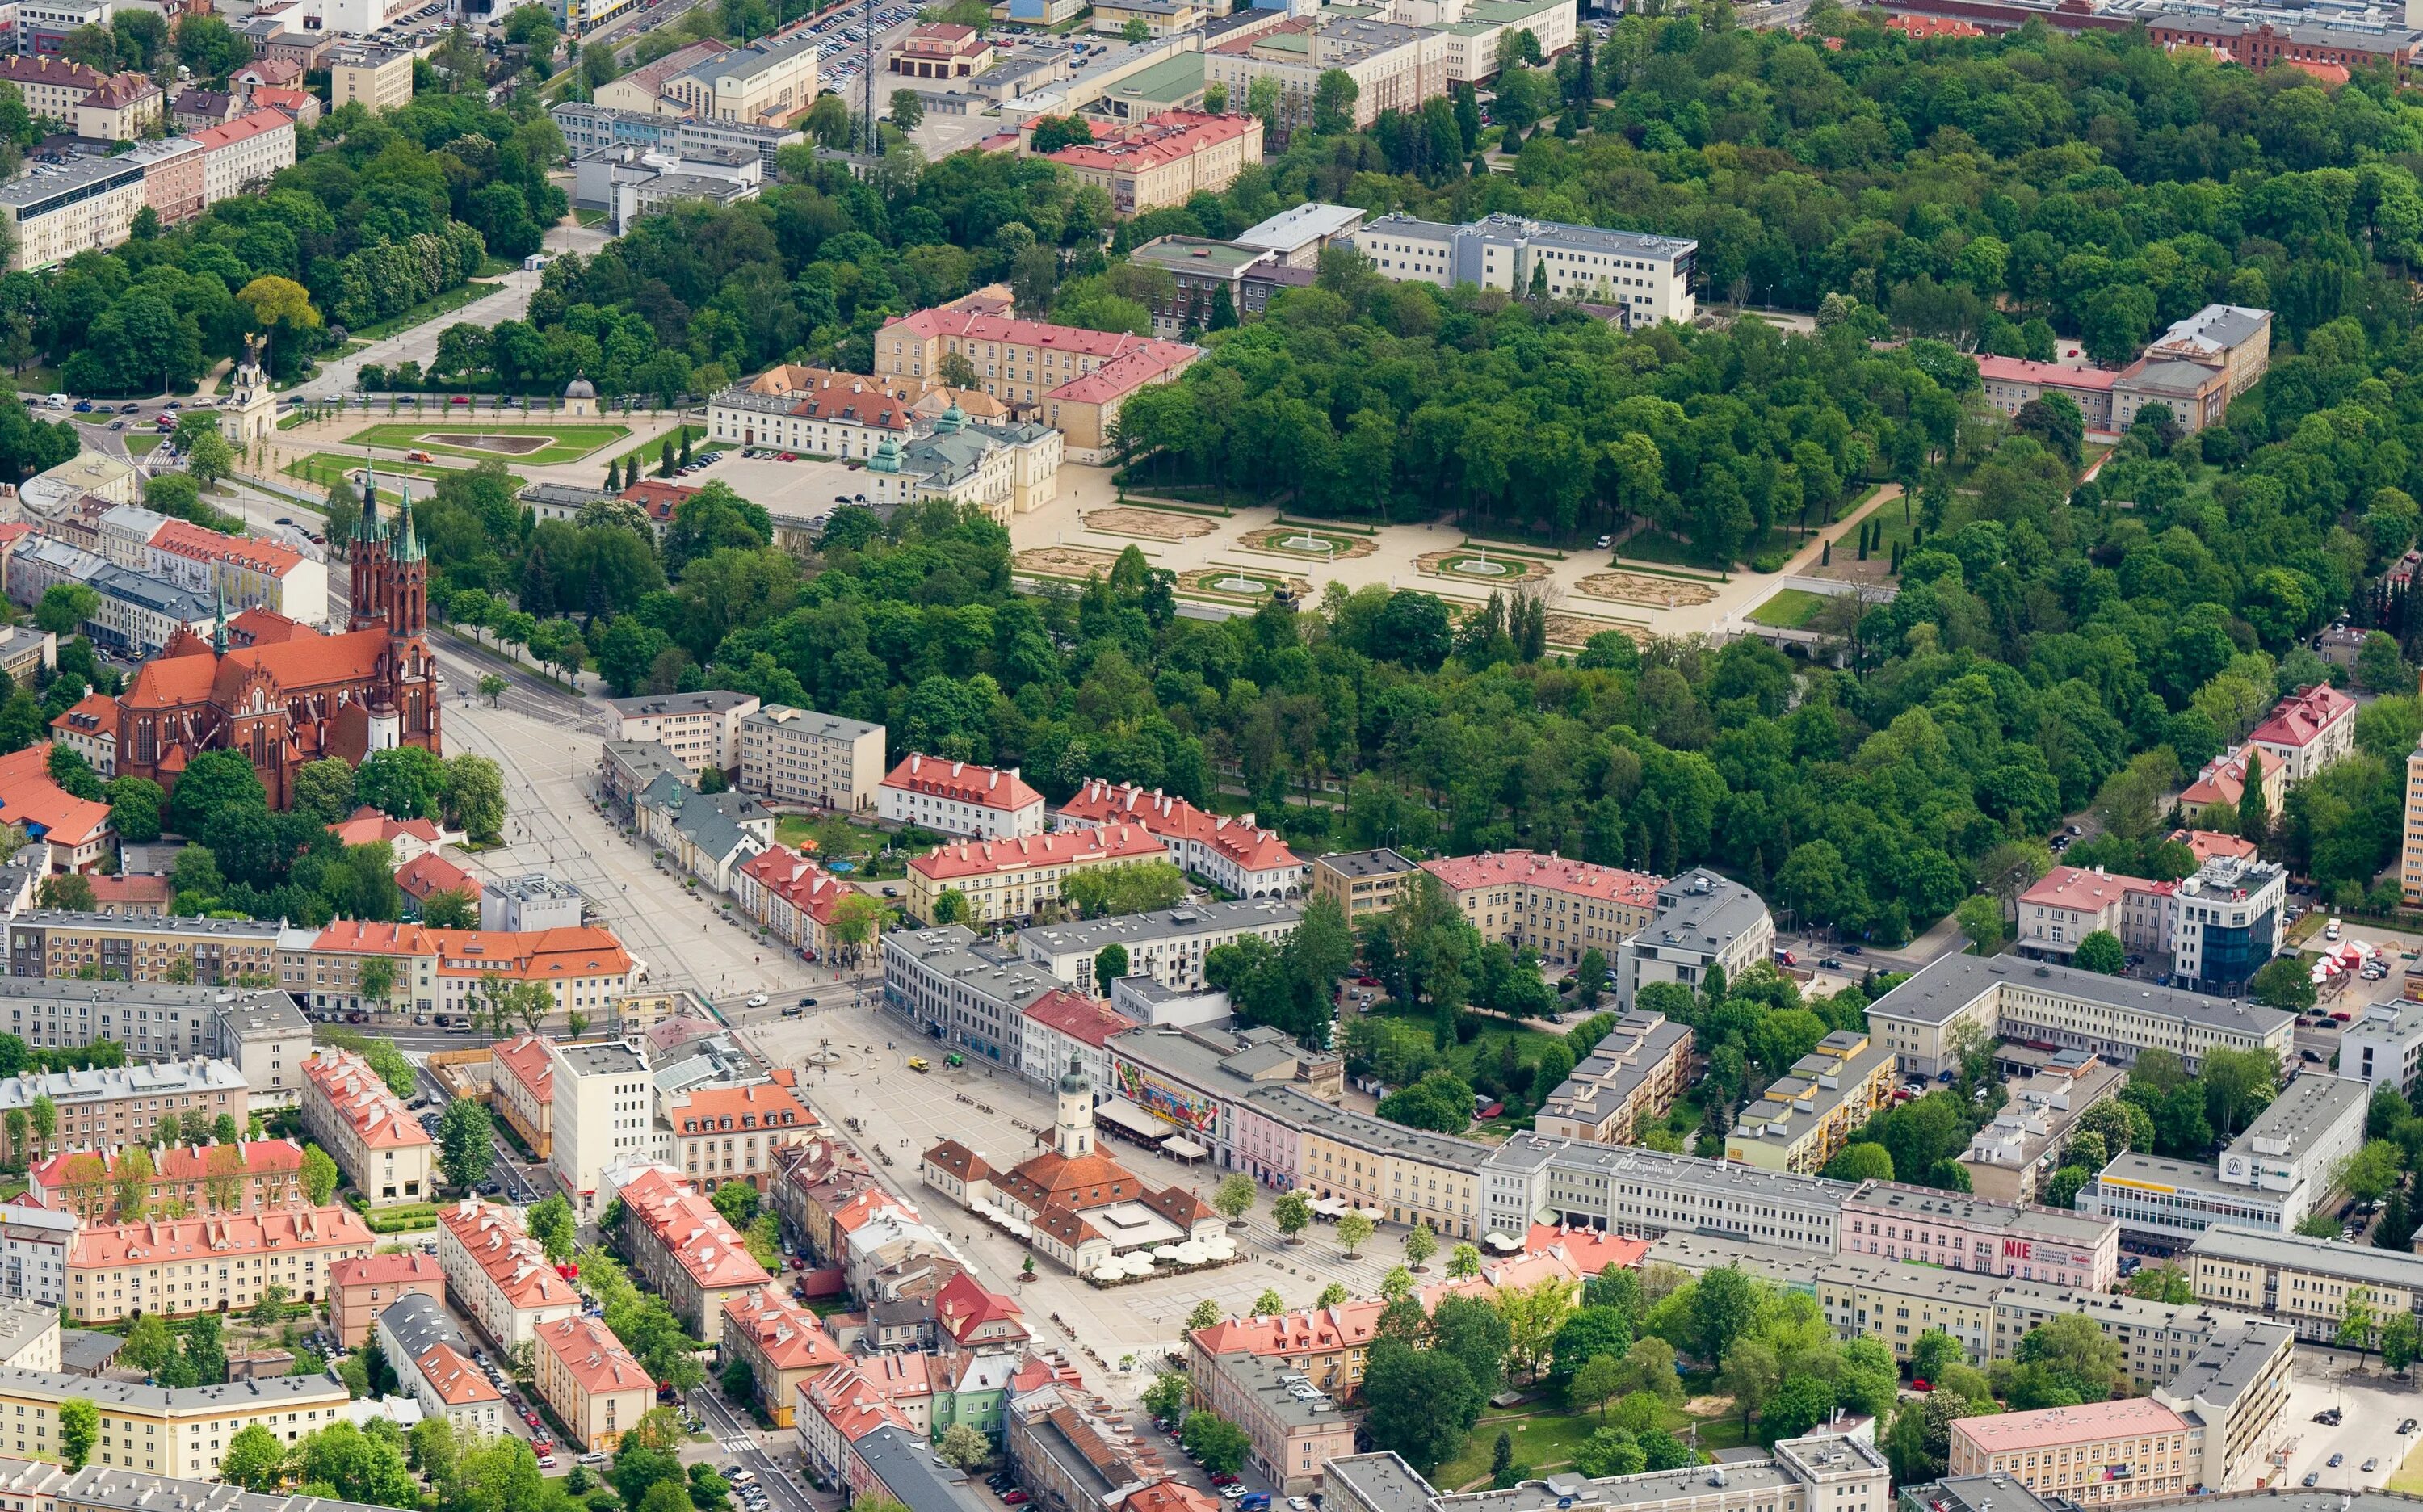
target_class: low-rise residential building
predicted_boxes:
[65,1205,375,1324]
[0,1371,353,1475]
[738,704,887,812]
[617,1167,773,1343]
[720,1287,849,1427]
[1308,848,1419,922]
[907,826,1170,929]
[328,1250,444,1348]
[1354,211,1698,326]
[1531,1011,1694,1144]
[1190,1348,1358,1494]
[1862,951,2295,1079]
[736,847,850,960]
[27,1137,304,1222]
[0,1059,247,1166]
[299,1048,435,1208]
[636,777,772,893]
[489,1035,555,1162]
[1041,111,1262,216]
[1004,1379,1164,1512]
[74,74,162,141]
[380,1291,506,1438]
[1948,1397,2194,1502]
[435,1198,585,1350]
[533,1312,654,1452]
[1724,1027,1898,1175]
[2246,683,2357,784]
[1054,781,1305,898]
[881,755,1045,839]
[660,1070,815,1192]
[1959,1051,2126,1203]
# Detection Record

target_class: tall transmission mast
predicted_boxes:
[860,0,878,153]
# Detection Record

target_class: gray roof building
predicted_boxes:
[852,1422,993,1512]
[1014,900,1300,993]
[1482,1132,1853,1250]
[608,691,760,718]
[884,925,1067,1068]
[1615,867,1774,1010]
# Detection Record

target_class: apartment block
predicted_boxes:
[1959,1051,2125,1203]
[906,826,1170,929]
[721,1286,849,1427]
[26,1137,304,1221]
[5,913,278,989]
[1531,1010,1693,1144]
[534,1313,654,1451]
[328,48,414,111]
[1615,869,1775,1008]
[1189,1350,1357,1494]
[1947,1398,2194,1502]
[327,1250,443,1347]
[298,1048,434,1208]
[1015,901,1300,994]
[661,1071,815,1191]
[1724,1028,1898,1174]
[490,1035,555,1161]
[739,704,887,813]
[1205,16,1447,141]
[435,1198,584,1350]
[881,755,1044,839]
[1308,848,1419,923]
[617,1167,772,1343]
[65,1205,375,1324]
[0,1060,247,1166]
[2187,1225,2423,1344]
[548,1040,653,1216]
[380,1291,506,1438]
[188,110,294,207]
[0,1371,352,1474]
[1843,1182,2119,1291]
[1481,1134,1852,1252]
[1054,780,1305,898]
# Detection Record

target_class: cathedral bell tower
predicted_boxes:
[348,461,391,633]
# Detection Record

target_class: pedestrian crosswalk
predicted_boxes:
[720,1437,754,1456]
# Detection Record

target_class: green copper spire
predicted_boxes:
[355,454,384,544]
[211,580,227,656]
[397,480,423,563]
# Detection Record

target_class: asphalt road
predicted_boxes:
[689,1383,839,1512]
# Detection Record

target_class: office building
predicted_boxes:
[65,1205,374,1324]
[1117,235,1315,338]
[2078,1153,2296,1245]
[299,1048,434,1208]
[1354,212,1699,325]
[1947,1398,2195,1502]
[1324,1434,1888,1512]
[328,46,413,109]
[738,704,887,813]
[2187,1225,2423,1343]
[573,142,763,234]
[479,875,586,933]
[1531,1011,1694,1144]
[549,99,801,170]
[1862,953,2295,1078]
[1014,901,1300,993]
[884,925,1068,1067]
[1480,1133,1853,1251]
[2215,1072,2366,1215]
[1016,989,1136,1101]
[1615,868,1775,1008]
[1205,16,1448,140]
[658,29,820,124]
[609,691,761,778]
[882,755,1045,839]
[0,156,146,271]
[548,1040,653,1216]
[1232,201,1366,267]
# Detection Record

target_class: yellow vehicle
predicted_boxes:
[907,1056,930,1072]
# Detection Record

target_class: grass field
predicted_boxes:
[1748,588,1829,628]
[286,452,524,502]
[342,422,630,467]
[2393,1438,2423,1495]
[1430,1391,1756,1490]
[124,434,162,457]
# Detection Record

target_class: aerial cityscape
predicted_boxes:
[0,8,2408,1512]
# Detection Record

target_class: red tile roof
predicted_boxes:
[331,1250,444,1291]
[1022,988,1135,1048]
[1045,111,1255,174]
[1523,1224,1649,1275]
[724,1287,850,1372]
[397,852,479,903]
[1047,342,1198,405]
[1974,355,2117,391]
[663,1072,814,1138]
[800,1365,913,1442]
[419,1341,505,1405]
[439,1199,580,1313]
[619,1168,773,1293]
[881,754,1043,813]
[150,519,305,577]
[1419,850,1662,909]
[330,804,443,848]
[69,1203,372,1266]
[1885,13,1984,35]
[535,1313,654,1395]
[188,107,291,153]
[0,744,111,847]
[2018,863,2156,911]
[620,480,700,523]
[932,1270,1024,1345]
[739,846,846,923]
[911,825,1166,884]
[1951,1396,2186,1452]
[84,873,170,907]
[2170,829,2258,865]
[492,1035,554,1106]
[2249,683,2357,750]
[303,1049,434,1151]
[50,693,118,746]
[0,57,103,92]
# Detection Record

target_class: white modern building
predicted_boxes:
[548,1040,655,1217]
[1352,212,1698,325]
[1614,869,1774,1010]
[480,875,586,933]
[609,691,761,779]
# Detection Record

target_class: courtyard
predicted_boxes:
[341,421,633,467]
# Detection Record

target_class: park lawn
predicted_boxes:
[286,452,523,499]
[124,434,162,456]
[1434,1394,1744,1490]
[345,280,500,343]
[1748,588,1829,629]
[342,421,631,467]
[2393,1439,2423,1496]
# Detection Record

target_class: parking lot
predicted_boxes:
[2276,1351,2423,1492]
[689,450,870,530]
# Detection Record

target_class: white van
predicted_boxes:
[43,393,68,410]
[2326,918,2343,941]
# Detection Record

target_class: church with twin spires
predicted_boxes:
[97,477,444,810]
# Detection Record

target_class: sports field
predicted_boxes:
[342,422,630,467]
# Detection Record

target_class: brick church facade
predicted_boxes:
[111,485,443,809]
